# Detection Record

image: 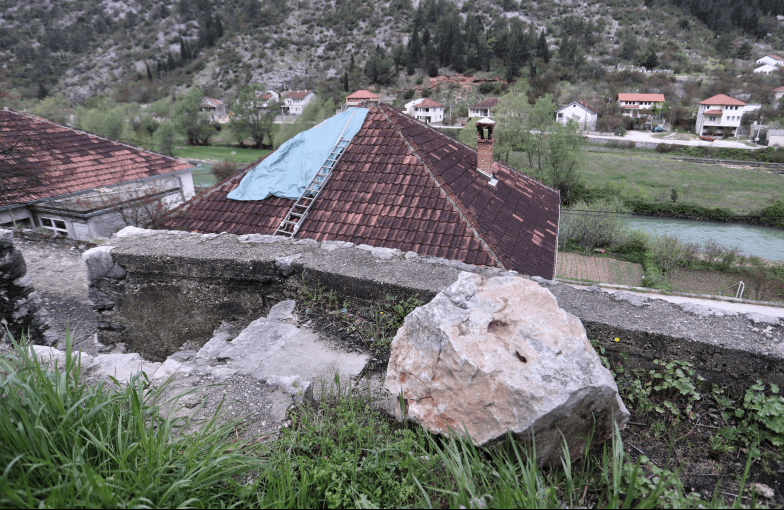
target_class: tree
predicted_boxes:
[228,85,277,149]
[639,42,659,69]
[31,94,71,125]
[153,120,176,156]
[619,30,638,61]
[537,31,550,64]
[172,88,216,146]
[736,41,753,60]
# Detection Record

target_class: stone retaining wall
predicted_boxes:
[0,229,55,345]
[87,229,784,388]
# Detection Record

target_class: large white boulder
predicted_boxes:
[385,272,629,465]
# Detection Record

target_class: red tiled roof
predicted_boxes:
[617,93,665,102]
[578,101,599,113]
[164,104,560,279]
[700,94,746,106]
[703,110,723,115]
[346,90,380,100]
[256,93,273,100]
[284,90,312,100]
[768,55,783,60]
[201,98,224,107]
[0,109,193,206]
[414,98,445,108]
[774,86,784,92]
[469,98,500,109]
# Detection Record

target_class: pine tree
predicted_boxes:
[408,26,422,72]
[538,31,550,64]
[146,63,153,81]
[343,71,349,92]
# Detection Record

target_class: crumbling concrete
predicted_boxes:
[87,228,784,387]
[0,229,56,345]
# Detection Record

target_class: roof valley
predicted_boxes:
[376,104,506,270]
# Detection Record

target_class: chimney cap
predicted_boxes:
[476,117,496,126]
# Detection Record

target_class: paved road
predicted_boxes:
[566,282,784,319]
[588,131,760,150]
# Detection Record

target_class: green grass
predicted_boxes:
[173,145,271,164]
[581,152,784,212]
[0,333,763,508]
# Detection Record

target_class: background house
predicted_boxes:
[0,109,194,240]
[756,55,784,66]
[555,101,598,131]
[281,90,316,115]
[468,98,499,118]
[255,91,280,110]
[199,98,229,122]
[754,64,779,75]
[775,86,784,101]
[617,93,665,118]
[346,90,380,107]
[406,98,446,124]
[695,94,761,137]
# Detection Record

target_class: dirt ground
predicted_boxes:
[557,252,645,286]
[13,232,98,354]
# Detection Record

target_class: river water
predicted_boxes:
[623,216,784,262]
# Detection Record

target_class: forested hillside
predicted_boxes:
[1,0,783,104]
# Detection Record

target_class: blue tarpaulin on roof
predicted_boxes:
[227,108,369,201]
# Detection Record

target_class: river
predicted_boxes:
[623,216,784,262]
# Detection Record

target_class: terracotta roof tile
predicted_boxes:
[617,93,666,102]
[0,109,192,206]
[164,104,560,279]
[469,98,500,109]
[700,94,747,106]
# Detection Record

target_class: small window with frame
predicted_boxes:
[40,217,69,236]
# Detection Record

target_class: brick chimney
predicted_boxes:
[476,117,496,178]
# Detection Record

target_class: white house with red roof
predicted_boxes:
[696,94,762,137]
[406,98,446,124]
[754,64,779,75]
[254,90,280,110]
[468,98,500,118]
[617,93,665,118]
[555,101,598,131]
[345,90,380,107]
[774,86,784,101]
[756,55,784,67]
[281,90,317,116]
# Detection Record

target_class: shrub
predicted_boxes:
[649,234,685,277]
[612,229,652,263]
[702,239,723,267]
[681,242,701,269]
[210,160,238,181]
[716,244,743,271]
[478,82,495,94]
[655,143,673,153]
[760,199,784,228]
[559,199,630,253]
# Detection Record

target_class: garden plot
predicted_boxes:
[558,252,644,286]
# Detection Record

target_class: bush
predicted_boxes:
[760,199,784,228]
[655,143,674,153]
[559,199,630,253]
[649,235,685,277]
[210,160,238,181]
[478,82,495,94]
[612,229,652,263]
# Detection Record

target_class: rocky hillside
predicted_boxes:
[1,0,783,103]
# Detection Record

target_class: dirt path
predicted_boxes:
[14,235,97,355]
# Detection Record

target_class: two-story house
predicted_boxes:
[468,98,500,118]
[406,98,446,124]
[255,90,280,110]
[555,101,598,131]
[281,90,317,116]
[695,94,751,137]
[756,55,784,67]
[617,93,665,118]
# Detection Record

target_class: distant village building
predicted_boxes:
[0,109,194,240]
[468,98,500,118]
[617,93,665,118]
[345,90,380,107]
[406,98,446,124]
[199,98,229,122]
[756,55,784,67]
[774,86,784,101]
[281,90,317,116]
[555,101,598,131]
[753,64,779,75]
[695,94,761,137]
[255,91,280,110]
[767,129,784,147]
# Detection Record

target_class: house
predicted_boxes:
[199,98,229,122]
[756,55,784,67]
[695,94,751,137]
[0,109,195,241]
[345,90,380,107]
[617,93,665,118]
[406,98,446,124]
[753,64,779,75]
[281,90,317,116]
[468,98,500,118]
[555,101,598,131]
[162,103,561,279]
[255,90,280,110]
[775,86,784,101]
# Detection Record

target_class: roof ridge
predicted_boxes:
[376,103,506,270]
[2,107,189,166]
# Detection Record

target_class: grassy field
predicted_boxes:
[580,152,784,212]
[173,145,271,164]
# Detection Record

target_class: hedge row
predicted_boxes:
[620,198,784,228]
[654,144,784,163]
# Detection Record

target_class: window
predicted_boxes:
[40,217,68,236]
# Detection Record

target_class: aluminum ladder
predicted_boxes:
[274,111,356,237]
